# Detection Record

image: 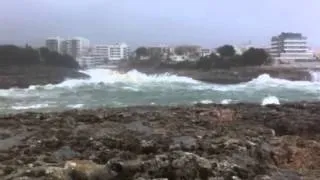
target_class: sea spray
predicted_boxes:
[309,71,320,82]
[261,96,280,106]
[0,68,319,113]
[11,103,50,110]
[221,99,232,104]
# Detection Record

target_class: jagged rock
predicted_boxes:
[42,136,62,149]
[44,160,117,180]
[267,170,302,180]
[1,103,320,179]
[140,140,157,154]
[0,169,4,176]
[269,136,320,170]
[53,146,80,161]
[172,136,197,151]
[45,166,69,179]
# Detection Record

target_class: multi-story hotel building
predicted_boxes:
[45,36,64,53]
[90,43,130,61]
[270,32,314,65]
[107,43,130,61]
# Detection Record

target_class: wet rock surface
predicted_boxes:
[0,103,320,179]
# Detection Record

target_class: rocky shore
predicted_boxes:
[0,65,89,89]
[1,102,320,179]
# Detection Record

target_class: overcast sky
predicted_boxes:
[0,0,319,48]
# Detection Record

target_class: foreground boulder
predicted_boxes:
[0,103,320,179]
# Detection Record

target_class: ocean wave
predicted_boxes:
[2,69,320,92]
[67,104,84,108]
[81,68,200,85]
[221,99,232,104]
[309,71,320,82]
[261,96,280,106]
[199,100,214,104]
[190,73,320,92]
[11,103,50,110]
[121,86,141,92]
[0,68,319,112]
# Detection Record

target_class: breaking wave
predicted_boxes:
[309,71,320,82]
[0,68,319,112]
[56,69,201,88]
[221,99,232,105]
[5,69,320,92]
[261,96,280,106]
[67,104,84,109]
[11,103,50,110]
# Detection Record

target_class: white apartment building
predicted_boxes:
[46,36,130,65]
[270,32,315,65]
[90,45,109,59]
[200,48,212,57]
[146,45,174,57]
[69,37,90,58]
[61,37,90,59]
[108,43,130,61]
[90,43,130,61]
[45,37,64,53]
[169,55,187,62]
[61,40,70,55]
[77,56,105,68]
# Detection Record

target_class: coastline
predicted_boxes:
[0,63,316,90]
[1,102,319,179]
[117,63,314,84]
[0,65,89,89]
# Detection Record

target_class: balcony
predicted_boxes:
[283,40,307,43]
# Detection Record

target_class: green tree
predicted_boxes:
[228,55,243,67]
[135,47,148,57]
[0,45,40,65]
[197,53,220,70]
[0,45,79,68]
[216,45,236,57]
[39,47,79,68]
[241,48,270,66]
[39,47,50,57]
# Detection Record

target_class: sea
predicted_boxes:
[0,68,320,114]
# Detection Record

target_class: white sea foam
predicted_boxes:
[189,73,318,92]
[0,68,320,112]
[11,103,50,110]
[199,100,213,104]
[309,71,320,82]
[122,86,140,92]
[0,89,14,97]
[84,69,200,84]
[67,104,84,108]
[2,69,320,92]
[261,96,280,106]
[221,99,232,104]
[0,88,34,98]
[28,69,201,89]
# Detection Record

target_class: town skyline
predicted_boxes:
[1,0,320,49]
[44,31,320,69]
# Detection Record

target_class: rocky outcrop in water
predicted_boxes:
[0,103,320,179]
[0,65,89,89]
